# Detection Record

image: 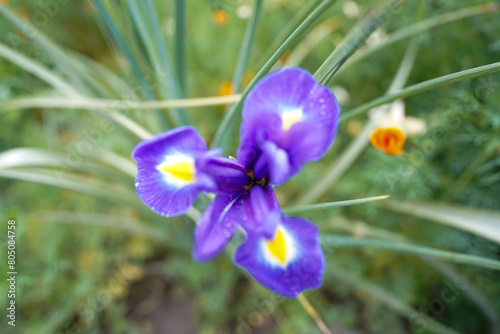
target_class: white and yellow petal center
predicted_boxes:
[261,225,296,268]
[280,108,303,131]
[157,154,196,185]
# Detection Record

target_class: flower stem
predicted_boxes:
[296,293,332,334]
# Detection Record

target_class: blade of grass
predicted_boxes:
[314,0,405,84]
[322,236,500,271]
[325,216,500,329]
[297,37,420,204]
[0,3,113,95]
[341,61,500,122]
[232,0,264,93]
[94,0,169,129]
[0,94,242,112]
[0,168,140,207]
[327,264,460,334]
[0,31,153,139]
[256,0,322,68]
[336,3,499,77]
[285,17,343,67]
[296,293,332,334]
[211,0,338,151]
[283,195,389,215]
[0,42,76,94]
[141,0,189,125]
[384,201,500,245]
[175,0,186,93]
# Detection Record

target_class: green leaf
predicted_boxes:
[341,61,500,122]
[211,0,338,151]
[327,264,460,334]
[175,0,186,93]
[337,3,499,76]
[384,201,500,245]
[283,195,389,215]
[314,0,405,84]
[322,236,500,270]
[232,0,264,93]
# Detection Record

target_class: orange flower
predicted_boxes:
[369,127,406,155]
[218,80,234,96]
[211,9,229,26]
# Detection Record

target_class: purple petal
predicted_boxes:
[246,185,281,238]
[193,192,247,261]
[234,216,325,298]
[237,67,341,185]
[198,156,252,193]
[132,126,217,217]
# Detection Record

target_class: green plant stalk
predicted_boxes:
[341,61,500,122]
[96,0,169,129]
[0,43,152,139]
[322,236,500,271]
[314,0,405,84]
[256,0,322,68]
[211,0,338,151]
[175,0,186,93]
[325,217,499,329]
[142,0,190,126]
[0,95,242,112]
[327,264,460,334]
[336,3,499,77]
[283,195,389,215]
[298,38,420,204]
[0,42,76,94]
[232,0,264,93]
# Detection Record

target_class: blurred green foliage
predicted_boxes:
[0,0,499,333]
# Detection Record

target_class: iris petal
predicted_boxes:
[193,192,247,261]
[132,126,217,217]
[237,67,341,185]
[234,216,325,298]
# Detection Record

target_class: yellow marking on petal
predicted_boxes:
[158,156,196,183]
[281,108,303,131]
[266,227,288,265]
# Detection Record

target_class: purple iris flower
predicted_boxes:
[132,67,340,297]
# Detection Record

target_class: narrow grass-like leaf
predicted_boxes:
[211,0,338,151]
[142,0,189,125]
[283,195,389,215]
[0,168,139,207]
[337,3,499,76]
[232,0,264,93]
[384,201,500,245]
[298,38,420,205]
[256,0,322,67]
[0,94,242,112]
[326,217,499,329]
[39,211,169,241]
[314,0,404,84]
[0,42,76,94]
[327,264,460,334]
[175,0,186,93]
[341,61,500,122]
[322,236,500,270]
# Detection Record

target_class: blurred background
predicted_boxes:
[0,0,500,333]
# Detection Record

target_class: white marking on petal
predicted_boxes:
[156,154,196,187]
[280,107,303,131]
[260,225,297,269]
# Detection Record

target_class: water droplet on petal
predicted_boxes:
[135,182,140,187]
